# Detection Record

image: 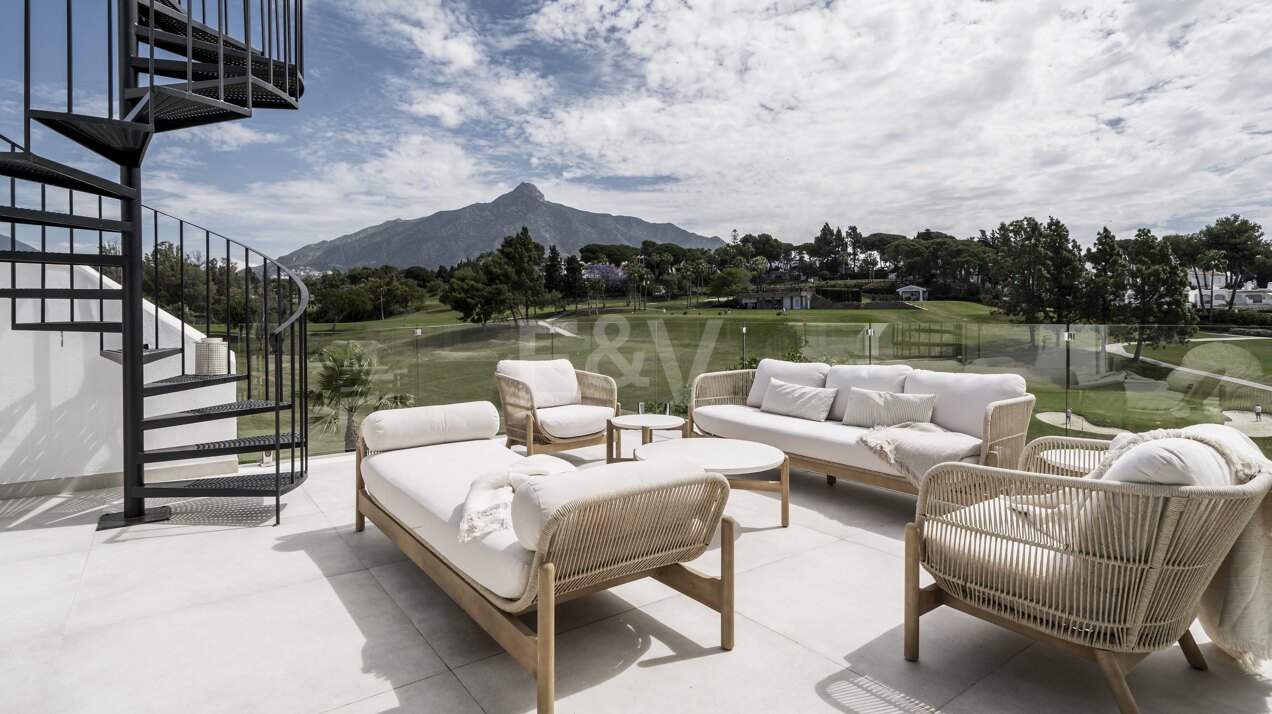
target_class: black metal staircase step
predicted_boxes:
[0,287,124,299]
[125,85,252,132]
[100,347,182,365]
[14,321,123,333]
[141,433,303,463]
[143,399,291,429]
[134,25,253,67]
[134,59,303,97]
[134,470,306,498]
[143,372,247,396]
[0,206,130,233]
[137,1,253,57]
[27,110,154,165]
[0,250,127,267]
[191,76,299,111]
[0,152,138,200]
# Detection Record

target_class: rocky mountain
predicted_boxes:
[278,183,723,271]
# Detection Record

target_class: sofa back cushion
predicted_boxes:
[903,370,1026,438]
[511,457,706,550]
[1100,438,1233,487]
[825,365,913,421]
[361,401,500,452]
[760,378,837,421]
[841,387,936,428]
[497,359,581,408]
[747,358,830,408]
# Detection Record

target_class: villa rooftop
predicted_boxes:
[4,439,1267,714]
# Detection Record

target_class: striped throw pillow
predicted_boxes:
[842,387,935,428]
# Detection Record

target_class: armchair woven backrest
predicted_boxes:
[495,367,618,447]
[510,474,730,609]
[917,463,1272,653]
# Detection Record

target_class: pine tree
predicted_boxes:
[1123,229,1196,360]
[544,244,563,294]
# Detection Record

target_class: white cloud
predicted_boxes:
[181,124,285,152]
[145,0,1272,254]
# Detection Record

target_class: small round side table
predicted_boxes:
[607,413,688,464]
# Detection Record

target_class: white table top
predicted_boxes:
[634,438,785,475]
[610,413,686,430]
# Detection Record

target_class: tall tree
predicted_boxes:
[1123,228,1196,360]
[441,260,504,327]
[562,255,585,311]
[1201,214,1268,312]
[497,227,546,324]
[1080,227,1130,367]
[993,218,1048,344]
[1041,217,1084,326]
[544,244,563,295]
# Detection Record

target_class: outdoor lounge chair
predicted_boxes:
[355,401,734,714]
[904,432,1272,714]
[496,359,620,455]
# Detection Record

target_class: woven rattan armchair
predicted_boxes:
[687,368,1035,493]
[904,437,1272,714]
[496,368,619,455]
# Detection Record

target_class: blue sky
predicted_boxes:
[4,1,1272,258]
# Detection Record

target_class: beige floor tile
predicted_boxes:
[67,511,365,634]
[941,635,1272,714]
[0,492,104,565]
[0,635,62,711]
[454,595,847,714]
[324,671,484,714]
[333,520,409,570]
[732,539,1031,707]
[45,571,446,714]
[0,551,84,645]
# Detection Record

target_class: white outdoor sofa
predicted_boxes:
[354,401,735,714]
[688,360,1036,495]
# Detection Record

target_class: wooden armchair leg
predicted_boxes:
[538,562,556,714]
[779,456,790,527]
[1094,651,1140,714]
[525,415,538,457]
[1178,630,1208,670]
[720,516,736,651]
[904,523,920,662]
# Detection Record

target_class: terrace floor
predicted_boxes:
[3,439,1269,714]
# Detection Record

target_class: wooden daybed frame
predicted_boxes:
[687,368,1036,495]
[355,439,736,714]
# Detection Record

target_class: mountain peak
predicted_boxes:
[500,182,545,203]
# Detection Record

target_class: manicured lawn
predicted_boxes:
[1140,337,1272,385]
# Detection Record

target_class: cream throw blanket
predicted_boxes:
[858,422,983,486]
[459,455,574,543]
[1093,428,1272,674]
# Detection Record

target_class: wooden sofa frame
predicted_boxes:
[356,438,735,714]
[687,368,1036,495]
[496,369,621,456]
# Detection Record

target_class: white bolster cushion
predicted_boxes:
[511,457,706,551]
[1101,438,1234,487]
[747,359,831,407]
[360,401,500,452]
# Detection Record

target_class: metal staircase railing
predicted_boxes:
[1,0,307,529]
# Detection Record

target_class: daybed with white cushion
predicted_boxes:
[688,361,1036,494]
[495,358,620,455]
[355,401,734,714]
[906,426,1272,714]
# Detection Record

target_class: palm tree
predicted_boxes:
[309,341,414,451]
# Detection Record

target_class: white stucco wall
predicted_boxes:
[0,260,238,489]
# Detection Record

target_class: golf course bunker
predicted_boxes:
[1221,410,1272,438]
[1036,412,1129,435]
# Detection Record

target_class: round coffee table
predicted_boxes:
[607,413,688,464]
[634,438,790,527]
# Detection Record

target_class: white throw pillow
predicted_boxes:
[1101,438,1234,487]
[496,359,581,408]
[841,387,935,428]
[511,458,706,550]
[746,359,830,407]
[760,378,838,421]
[360,401,500,452]
[824,365,913,421]
[902,370,1026,438]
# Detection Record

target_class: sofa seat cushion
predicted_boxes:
[747,359,831,407]
[903,370,1027,439]
[825,365,913,421]
[362,438,567,599]
[496,359,581,408]
[536,404,613,439]
[692,404,903,476]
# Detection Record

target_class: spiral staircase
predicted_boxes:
[2,0,309,528]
